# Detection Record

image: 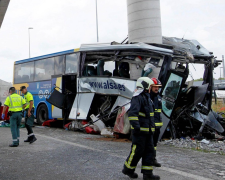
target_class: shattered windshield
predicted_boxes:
[162,73,183,117]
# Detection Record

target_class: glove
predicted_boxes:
[1,114,5,120]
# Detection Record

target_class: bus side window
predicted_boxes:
[54,55,64,75]
[14,62,34,83]
[65,53,78,74]
[96,61,113,77]
[34,58,54,81]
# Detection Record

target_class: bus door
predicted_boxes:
[159,70,187,139]
[51,75,63,119]
[61,74,77,119]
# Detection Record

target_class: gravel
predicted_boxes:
[159,137,225,154]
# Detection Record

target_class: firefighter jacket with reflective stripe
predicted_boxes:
[4,93,26,112]
[150,92,163,128]
[128,92,155,133]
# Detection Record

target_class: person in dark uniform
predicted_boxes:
[20,86,37,144]
[122,77,160,180]
[150,78,163,167]
[2,87,26,147]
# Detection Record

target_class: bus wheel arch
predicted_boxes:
[37,103,49,125]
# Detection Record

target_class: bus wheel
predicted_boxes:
[37,104,48,125]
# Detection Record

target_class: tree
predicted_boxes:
[194,78,203,81]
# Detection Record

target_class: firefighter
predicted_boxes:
[122,77,160,180]
[150,78,163,167]
[1,87,26,147]
[20,86,37,144]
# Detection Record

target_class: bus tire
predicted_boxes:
[37,104,48,125]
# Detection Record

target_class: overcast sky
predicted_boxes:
[0,0,224,82]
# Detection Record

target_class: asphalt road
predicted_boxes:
[0,126,225,180]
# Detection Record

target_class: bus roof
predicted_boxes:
[79,42,173,54]
[15,43,173,65]
[15,49,75,64]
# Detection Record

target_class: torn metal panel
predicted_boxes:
[191,111,224,133]
[158,113,171,140]
[78,77,136,99]
[110,96,131,114]
[69,93,95,120]
[162,37,212,58]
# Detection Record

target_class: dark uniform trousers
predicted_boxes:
[25,108,35,135]
[124,131,154,174]
[153,128,161,158]
[10,112,23,145]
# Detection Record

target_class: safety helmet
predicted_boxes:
[151,78,162,87]
[136,77,154,90]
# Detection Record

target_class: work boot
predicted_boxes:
[153,159,161,167]
[29,135,37,144]
[122,169,138,179]
[143,174,160,180]
[24,136,31,142]
[9,144,19,147]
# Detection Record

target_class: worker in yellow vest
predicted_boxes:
[20,86,37,144]
[2,87,26,147]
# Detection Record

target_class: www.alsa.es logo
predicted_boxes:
[89,80,125,91]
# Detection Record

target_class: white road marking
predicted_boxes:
[21,130,213,180]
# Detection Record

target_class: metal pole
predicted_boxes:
[28,27,33,58]
[222,55,224,78]
[28,29,30,58]
[96,0,99,42]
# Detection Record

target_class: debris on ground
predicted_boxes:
[0,121,10,127]
[160,137,225,154]
[101,127,114,138]
[0,121,25,128]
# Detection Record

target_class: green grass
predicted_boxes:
[212,100,225,117]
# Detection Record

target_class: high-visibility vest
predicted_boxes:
[4,93,26,112]
[24,92,35,109]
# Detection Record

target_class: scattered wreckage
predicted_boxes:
[46,36,225,140]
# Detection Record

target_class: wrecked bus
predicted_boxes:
[14,37,225,139]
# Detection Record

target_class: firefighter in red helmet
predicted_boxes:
[150,78,163,167]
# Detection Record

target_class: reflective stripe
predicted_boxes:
[141,166,153,170]
[13,139,18,142]
[139,112,146,117]
[154,147,157,150]
[155,109,162,113]
[131,126,152,132]
[126,145,136,169]
[155,122,163,127]
[129,117,138,121]
[28,133,34,137]
[151,128,155,132]
[150,112,154,116]
[140,127,149,132]
[124,161,136,170]
[9,96,23,108]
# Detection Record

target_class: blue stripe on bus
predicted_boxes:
[15,49,74,64]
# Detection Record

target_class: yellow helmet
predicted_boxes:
[136,77,154,90]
